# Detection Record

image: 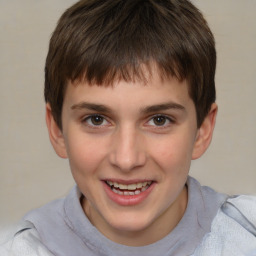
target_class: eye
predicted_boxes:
[147,115,173,127]
[83,115,109,127]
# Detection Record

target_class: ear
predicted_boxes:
[45,103,68,159]
[192,103,218,160]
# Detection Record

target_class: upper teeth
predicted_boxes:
[106,181,152,190]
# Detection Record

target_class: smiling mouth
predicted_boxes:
[105,181,153,196]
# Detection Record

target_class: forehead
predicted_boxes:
[63,70,194,115]
[67,62,187,95]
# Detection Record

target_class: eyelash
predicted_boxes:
[81,114,175,129]
[146,115,174,128]
[82,114,110,128]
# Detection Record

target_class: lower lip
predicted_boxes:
[103,181,155,206]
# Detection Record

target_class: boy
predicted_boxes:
[1,0,256,255]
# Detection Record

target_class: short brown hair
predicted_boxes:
[44,0,216,129]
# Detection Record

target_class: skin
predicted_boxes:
[46,70,217,246]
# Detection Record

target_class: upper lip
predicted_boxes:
[103,179,154,185]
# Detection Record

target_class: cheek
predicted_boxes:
[151,134,195,173]
[64,133,107,178]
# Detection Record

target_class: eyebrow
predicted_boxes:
[71,101,186,114]
[141,102,186,114]
[71,102,113,113]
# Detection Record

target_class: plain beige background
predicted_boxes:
[0,0,255,226]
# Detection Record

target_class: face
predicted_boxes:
[47,70,216,246]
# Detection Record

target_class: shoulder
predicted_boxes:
[0,220,53,256]
[194,195,256,256]
[224,195,256,225]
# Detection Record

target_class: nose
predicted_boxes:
[109,125,147,171]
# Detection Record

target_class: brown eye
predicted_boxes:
[152,116,168,126]
[90,115,104,125]
[84,115,108,127]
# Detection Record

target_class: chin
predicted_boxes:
[107,211,155,233]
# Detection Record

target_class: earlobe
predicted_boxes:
[192,103,218,160]
[45,104,68,159]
